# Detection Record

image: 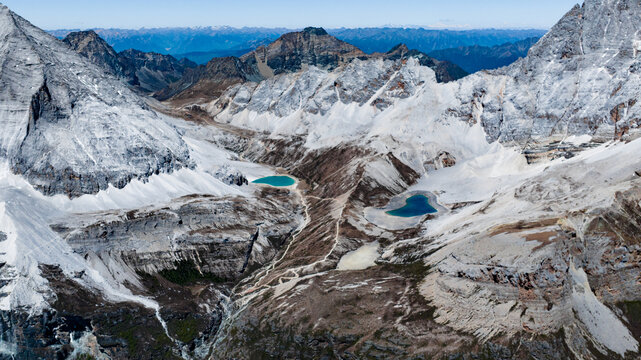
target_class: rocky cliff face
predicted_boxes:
[466,0,641,146]
[64,30,197,93]
[155,56,260,103]
[63,30,125,77]
[118,49,197,93]
[0,6,193,197]
[240,27,366,76]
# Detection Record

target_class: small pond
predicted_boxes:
[252,176,296,187]
[386,195,437,217]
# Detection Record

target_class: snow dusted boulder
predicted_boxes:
[0,4,192,197]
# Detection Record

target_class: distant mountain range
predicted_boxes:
[62,27,468,104]
[428,37,540,73]
[48,27,546,64]
[327,28,546,54]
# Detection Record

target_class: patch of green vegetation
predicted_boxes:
[159,260,227,286]
[621,301,641,324]
[169,317,203,343]
[117,328,139,355]
[381,261,431,280]
[135,270,162,292]
[98,311,178,359]
[75,354,96,360]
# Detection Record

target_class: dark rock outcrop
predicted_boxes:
[240,26,367,76]
[118,48,197,92]
[155,56,259,102]
[63,30,125,77]
[63,30,197,93]
[381,43,468,82]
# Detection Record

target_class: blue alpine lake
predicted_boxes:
[252,176,296,187]
[386,195,437,217]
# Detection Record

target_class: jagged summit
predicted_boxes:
[0,4,192,196]
[241,26,366,76]
[63,30,124,76]
[160,28,466,103]
[387,43,410,54]
[529,0,641,59]
[302,26,328,35]
[473,0,641,144]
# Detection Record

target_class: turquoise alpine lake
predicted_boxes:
[252,176,296,187]
[386,195,437,217]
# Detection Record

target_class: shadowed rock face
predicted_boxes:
[64,30,197,93]
[63,30,124,76]
[3,186,304,359]
[118,49,197,92]
[155,56,259,102]
[240,26,367,76]
[381,43,468,82]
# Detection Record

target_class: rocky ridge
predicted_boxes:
[63,30,197,93]
[158,27,467,104]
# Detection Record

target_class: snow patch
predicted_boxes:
[336,242,380,271]
[569,264,638,356]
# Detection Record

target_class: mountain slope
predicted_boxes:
[3,0,641,359]
[161,28,467,104]
[193,1,641,358]
[0,6,192,197]
[474,0,641,146]
[62,30,125,76]
[240,27,366,76]
[63,30,197,93]
[210,0,641,150]
[0,5,302,359]
[155,56,259,102]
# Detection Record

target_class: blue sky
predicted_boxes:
[2,0,580,30]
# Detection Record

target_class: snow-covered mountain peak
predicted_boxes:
[528,0,641,59]
[0,5,193,197]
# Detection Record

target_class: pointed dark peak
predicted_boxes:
[62,31,197,93]
[63,30,116,55]
[302,27,328,36]
[66,29,100,39]
[62,30,123,77]
[387,43,409,54]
